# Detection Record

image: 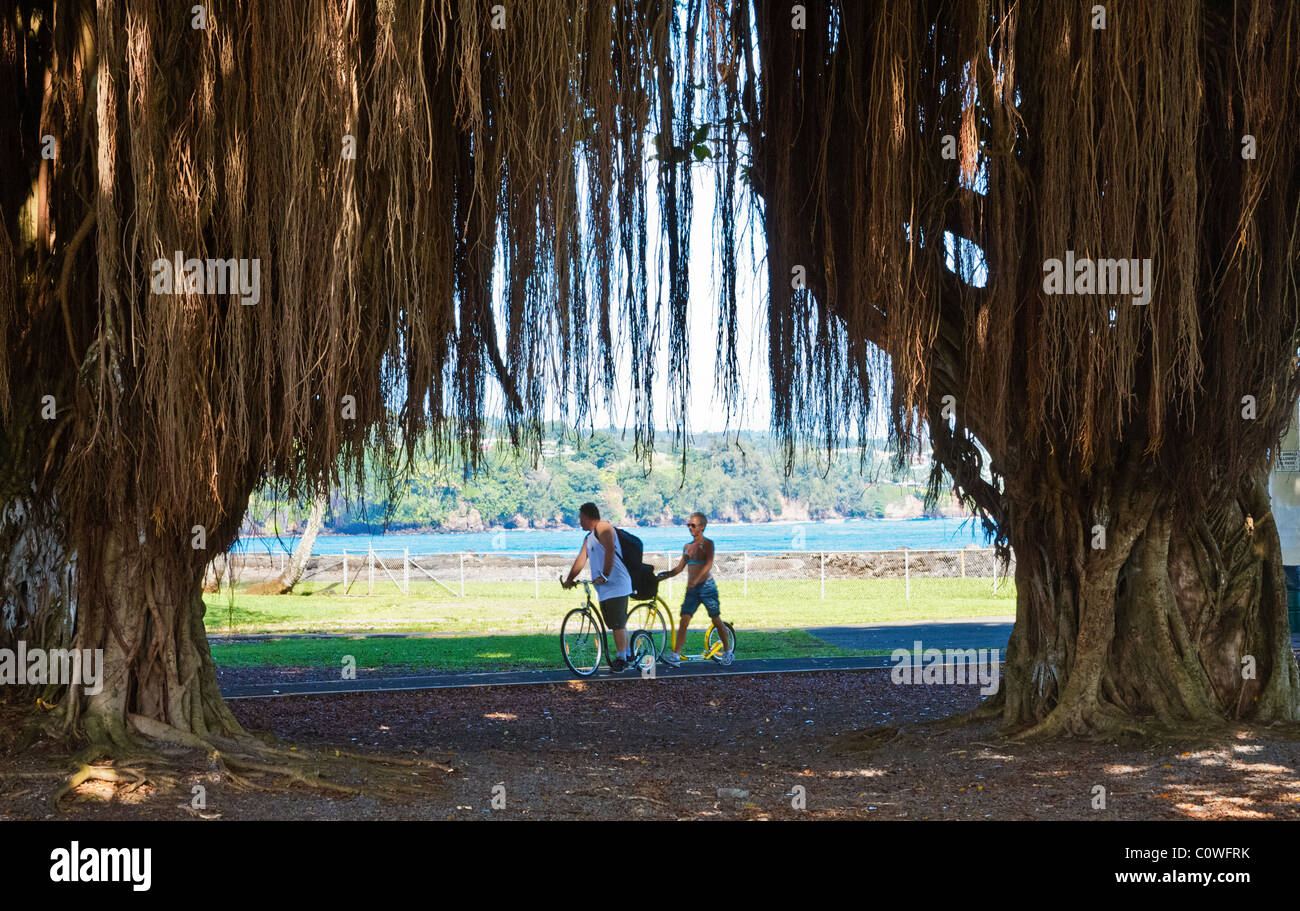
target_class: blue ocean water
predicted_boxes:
[237,516,993,556]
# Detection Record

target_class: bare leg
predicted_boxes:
[711,615,730,650]
[613,628,628,655]
[674,614,692,653]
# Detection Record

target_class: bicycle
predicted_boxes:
[559,580,657,678]
[625,594,737,663]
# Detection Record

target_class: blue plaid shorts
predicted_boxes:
[681,578,721,618]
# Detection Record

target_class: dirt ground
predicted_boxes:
[3,668,1299,820]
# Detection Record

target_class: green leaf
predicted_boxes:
[692,123,709,144]
[693,144,712,162]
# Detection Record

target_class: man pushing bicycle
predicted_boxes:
[560,502,635,671]
[657,512,733,666]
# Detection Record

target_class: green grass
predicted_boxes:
[204,577,1013,674]
[202,577,1016,636]
[209,628,894,674]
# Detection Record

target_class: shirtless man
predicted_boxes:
[656,512,732,666]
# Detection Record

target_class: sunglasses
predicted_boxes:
[687,523,700,528]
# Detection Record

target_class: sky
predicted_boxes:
[486,154,775,438]
[628,160,774,435]
[480,141,985,443]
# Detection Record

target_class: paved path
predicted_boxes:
[806,617,1013,652]
[220,656,902,699]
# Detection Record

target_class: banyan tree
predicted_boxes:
[1,0,1298,775]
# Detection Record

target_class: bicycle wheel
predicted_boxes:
[629,630,657,675]
[625,600,669,657]
[707,622,737,661]
[561,608,603,677]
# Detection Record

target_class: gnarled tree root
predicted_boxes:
[44,714,453,808]
[1004,696,1237,743]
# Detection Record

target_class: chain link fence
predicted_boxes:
[210,546,1014,599]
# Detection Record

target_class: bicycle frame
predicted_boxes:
[639,595,730,661]
[574,582,617,668]
[565,580,650,671]
[632,595,674,643]
[569,583,732,669]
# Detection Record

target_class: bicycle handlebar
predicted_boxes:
[559,574,595,596]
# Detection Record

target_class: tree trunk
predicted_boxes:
[252,493,327,595]
[997,465,1300,736]
[19,502,437,796]
[68,518,242,749]
[0,495,75,704]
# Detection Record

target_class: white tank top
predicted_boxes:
[585,528,633,599]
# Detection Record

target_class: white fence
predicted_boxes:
[210,546,1013,600]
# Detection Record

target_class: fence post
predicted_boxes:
[534,553,539,599]
[743,552,748,598]
[403,547,410,594]
[906,548,912,600]
[460,553,466,597]
[368,547,374,595]
[820,552,825,600]
[960,549,966,579]
[992,552,997,594]
[342,550,348,593]
[280,552,286,574]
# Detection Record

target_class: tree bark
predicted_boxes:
[996,465,1300,736]
[67,516,243,749]
[0,495,75,705]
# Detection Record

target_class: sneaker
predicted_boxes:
[609,656,627,673]
[719,651,734,666]
[660,650,682,667]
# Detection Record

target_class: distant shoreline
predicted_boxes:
[244,513,980,540]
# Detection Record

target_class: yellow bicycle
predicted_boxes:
[625,595,737,663]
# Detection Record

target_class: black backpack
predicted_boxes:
[615,528,659,601]
[615,527,644,568]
